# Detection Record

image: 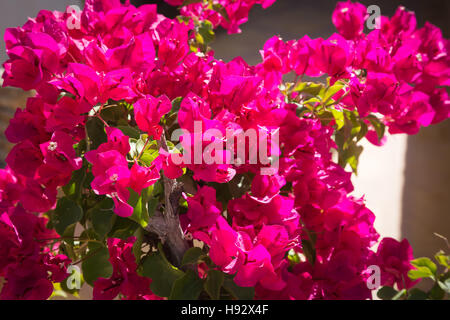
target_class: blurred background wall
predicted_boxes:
[0,0,448,285]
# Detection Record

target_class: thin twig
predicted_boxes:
[136,136,151,161]
[144,132,189,267]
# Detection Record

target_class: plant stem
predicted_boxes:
[144,133,189,267]
[136,136,151,161]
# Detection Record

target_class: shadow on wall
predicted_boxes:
[401,121,450,258]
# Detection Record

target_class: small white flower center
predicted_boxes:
[48,142,58,151]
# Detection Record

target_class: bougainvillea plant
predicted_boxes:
[0,0,449,300]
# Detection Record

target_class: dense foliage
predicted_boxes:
[0,0,449,300]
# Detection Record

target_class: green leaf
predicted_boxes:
[407,288,428,300]
[100,104,127,123]
[152,179,164,197]
[109,216,140,239]
[49,283,68,300]
[205,270,224,300]
[331,108,345,130]
[86,117,107,150]
[223,277,255,300]
[356,121,368,142]
[408,269,434,280]
[303,97,321,108]
[438,278,450,294]
[147,197,159,218]
[410,257,437,276]
[337,137,363,174]
[90,206,115,239]
[323,80,345,104]
[181,247,204,266]
[435,251,450,268]
[61,224,77,248]
[429,282,446,299]
[287,249,301,266]
[169,269,204,300]
[135,139,146,156]
[53,197,83,236]
[121,101,134,112]
[62,166,86,201]
[317,110,333,126]
[302,239,316,266]
[140,149,159,166]
[81,244,113,286]
[294,82,325,97]
[377,286,399,300]
[346,144,363,174]
[134,139,158,166]
[128,138,139,158]
[142,250,184,298]
[367,115,386,142]
[171,97,183,113]
[127,188,150,228]
[211,4,230,22]
[197,20,215,46]
[177,15,192,26]
[344,109,360,134]
[117,125,141,139]
[132,227,144,264]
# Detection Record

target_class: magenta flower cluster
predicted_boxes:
[0,0,448,300]
[0,202,70,299]
[261,3,449,136]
